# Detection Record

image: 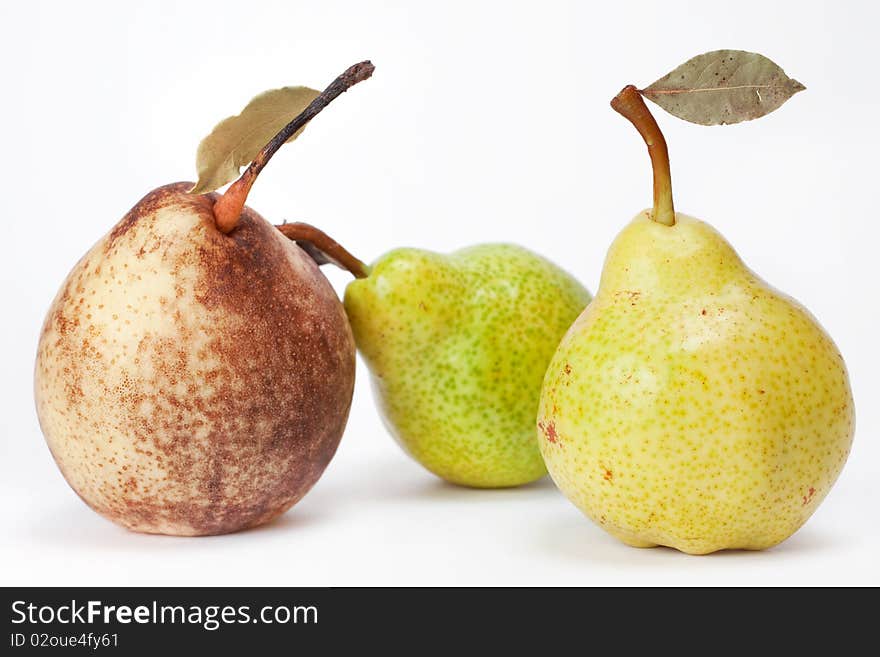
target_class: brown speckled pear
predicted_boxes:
[35,183,355,535]
[537,86,855,554]
[33,62,374,536]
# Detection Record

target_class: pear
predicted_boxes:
[34,63,373,535]
[537,86,854,554]
[344,244,591,488]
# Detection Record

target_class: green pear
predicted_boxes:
[537,86,854,554]
[344,244,591,488]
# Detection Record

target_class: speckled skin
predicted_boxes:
[344,244,591,488]
[34,183,355,535]
[538,212,854,554]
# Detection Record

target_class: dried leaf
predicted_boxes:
[190,86,320,194]
[642,50,805,125]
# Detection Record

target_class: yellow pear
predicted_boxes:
[537,86,854,554]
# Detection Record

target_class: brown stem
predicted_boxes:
[213,61,375,233]
[276,222,370,279]
[610,85,675,226]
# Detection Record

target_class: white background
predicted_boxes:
[1,0,878,586]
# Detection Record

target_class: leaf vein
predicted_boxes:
[643,84,786,95]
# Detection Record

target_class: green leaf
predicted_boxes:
[190,86,320,194]
[642,50,805,126]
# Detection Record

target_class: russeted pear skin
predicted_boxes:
[34,183,355,535]
[538,211,854,554]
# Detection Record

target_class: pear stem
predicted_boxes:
[611,85,675,226]
[212,61,375,234]
[276,222,370,279]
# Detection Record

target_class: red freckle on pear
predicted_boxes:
[802,487,816,506]
[539,420,559,443]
